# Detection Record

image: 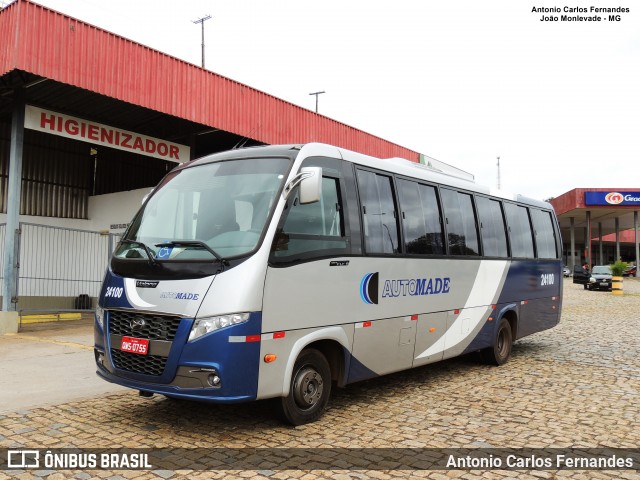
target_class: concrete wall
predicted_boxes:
[87,188,152,233]
[0,187,151,234]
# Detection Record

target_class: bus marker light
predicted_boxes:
[488,317,494,321]
[411,315,418,321]
[429,327,436,333]
[273,331,285,339]
[492,304,497,310]
[454,309,460,315]
[264,354,277,363]
[363,321,372,328]
[246,335,261,343]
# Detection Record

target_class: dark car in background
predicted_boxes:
[586,265,613,291]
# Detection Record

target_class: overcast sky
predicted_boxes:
[30,0,640,201]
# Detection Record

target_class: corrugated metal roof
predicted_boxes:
[0,0,421,161]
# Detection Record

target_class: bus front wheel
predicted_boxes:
[276,348,331,425]
[482,318,513,366]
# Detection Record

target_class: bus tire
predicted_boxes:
[276,348,331,425]
[482,318,513,366]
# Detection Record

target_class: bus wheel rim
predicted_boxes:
[293,366,324,409]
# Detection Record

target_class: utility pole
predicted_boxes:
[192,15,212,68]
[309,91,325,113]
[496,156,501,189]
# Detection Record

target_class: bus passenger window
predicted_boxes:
[441,189,479,256]
[504,203,535,258]
[476,196,508,257]
[530,209,558,258]
[356,170,400,255]
[397,179,444,255]
[272,177,347,260]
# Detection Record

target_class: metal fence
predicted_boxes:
[15,223,120,302]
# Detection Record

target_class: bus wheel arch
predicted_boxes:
[281,328,350,397]
[482,310,516,366]
[502,309,518,340]
[305,339,347,387]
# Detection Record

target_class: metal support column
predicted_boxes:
[586,211,592,268]
[2,89,25,311]
[635,212,639,277]
[615,217,620,261]
[570,217,576,271]
[598,222,603,265]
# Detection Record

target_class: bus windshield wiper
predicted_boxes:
[121,239,159,266]
[155,240,229,267]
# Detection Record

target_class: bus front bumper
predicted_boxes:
[95,348,257,403]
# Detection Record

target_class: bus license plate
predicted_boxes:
[121,336,149,355]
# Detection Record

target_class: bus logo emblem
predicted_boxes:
[130,318,146,331]
[360,272,379,305]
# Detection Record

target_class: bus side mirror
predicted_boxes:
[284,167,322,204]
[299,167,322,204]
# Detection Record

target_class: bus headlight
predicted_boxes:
[95,305,105,330]
[188,313,250,342]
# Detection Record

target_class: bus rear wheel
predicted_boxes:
[276,348,331,425]
[482,318,513,366]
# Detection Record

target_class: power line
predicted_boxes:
[192,15,212,68]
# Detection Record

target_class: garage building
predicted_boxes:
[1,0,423,323]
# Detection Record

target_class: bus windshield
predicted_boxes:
[115,156,290,262]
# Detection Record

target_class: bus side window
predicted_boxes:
[504,203,535,258]
[397,179,444,255]
[356,170,400,255]
[271,177,347,261]
[476,196,508,258]
[530,209,558,259]
[441,189,480,256]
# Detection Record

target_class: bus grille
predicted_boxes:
[111,349,168,376]
[108,310,182,341]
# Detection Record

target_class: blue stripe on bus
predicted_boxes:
[347,354,379,383]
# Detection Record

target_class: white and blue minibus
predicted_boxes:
[94,143,562,424]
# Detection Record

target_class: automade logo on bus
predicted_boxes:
[360,272,452,304]
[605,192,624,205]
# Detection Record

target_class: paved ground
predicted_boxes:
[1,278,639,479]
[0,317,126,412]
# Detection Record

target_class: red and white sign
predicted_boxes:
[24,105,190,163]
[120,336,149,355]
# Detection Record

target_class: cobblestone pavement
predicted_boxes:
[1,278,639,479]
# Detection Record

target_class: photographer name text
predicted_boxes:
[533,6,630,22]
